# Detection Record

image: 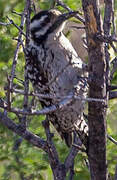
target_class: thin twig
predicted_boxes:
[56,0,85,24]
[96,34,117,43]
[109,91,117,99]
[11,88,105,102]
[69,162,75,180]
[110,57,117,81]
[25,0,31,44]
[11,10,22,16]
[84,158,90,171]
[65,135,81,172]
[0,21,12,26]
[111,1,116,38]
[5,5,27,120]
[31,0,37,14]
[13,138,23,151]
[21,0,31,128]
[7,16,26,37]
[14,154,25,180]
[0,112,48,152]
[0,95,73,115]
[72,143,86,152]
[108,85,117,90]
[107,134,117,145]
[20,0,31,129]
[13,38,26,55]
[42,119,59,166]
[6,75,12,110]
[114,165,117,180]
[9,9,26,90]
[110,42,117,53]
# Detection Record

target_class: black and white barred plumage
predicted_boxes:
[26,9,88,147]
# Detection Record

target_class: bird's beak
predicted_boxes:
[57,11,78,23]
[50,11,78,32]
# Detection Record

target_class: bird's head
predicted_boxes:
[30,9,77,43]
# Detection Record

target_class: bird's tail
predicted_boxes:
[62,118,88,148]
[62,132,72,147]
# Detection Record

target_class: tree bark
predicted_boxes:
[82,0,108,179]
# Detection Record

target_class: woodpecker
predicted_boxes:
[26,9,88,147]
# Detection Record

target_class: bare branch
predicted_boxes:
[6,75,12,110]
[13,138,23,151]
[103,0,114,36]
[108,85,117,91]
[72,143,86,152]
[65,137,81,172]
[0,95,74,115]
[42,119,60,168]
[0,21,12,26]
[25,0,31,44]
[0,92,106,116]
[0,112,48,152]
[110,42,117,53]
[96,34,117,43]
[69,162,75,180]
[14,154,25,180]
[9,8,26,90]
[109,91,117,99]
[110,57,117,81]
[11,10,22,16]
[12,88,105,103]
[20,0,31,128]
[7,16,26,37]
[111,1,116,37]
[107,134,117,145]
[114,165,117,180]
[1,90,105,119]
[31,0,37,14]
[56,0,85,24]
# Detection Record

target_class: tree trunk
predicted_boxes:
[82,0,108,179]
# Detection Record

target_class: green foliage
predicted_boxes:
[63,0,81,9]
[39,0,82,11]
[0,0,117,179]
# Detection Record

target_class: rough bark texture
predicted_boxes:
[82,0,108,179]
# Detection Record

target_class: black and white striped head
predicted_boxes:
[30,9,78,43]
